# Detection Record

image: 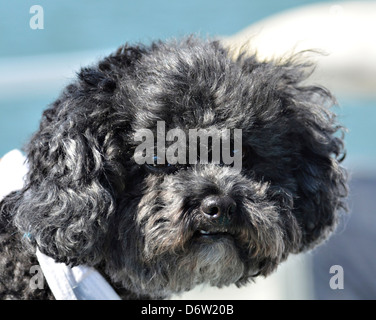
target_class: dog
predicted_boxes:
[0,37,347,299]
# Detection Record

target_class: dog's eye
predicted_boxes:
[242,146,252,159]
[241,146,255,162]
[233,149,241,157]
[241,147,247,159]
[150,155,165,167]
[144,156,179,174]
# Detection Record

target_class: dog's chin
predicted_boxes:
[116,235,247,298]
[186,234,246,287]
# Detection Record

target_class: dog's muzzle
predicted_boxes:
[200,195,236,223]
[196,195,237,237]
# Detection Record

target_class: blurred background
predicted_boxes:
[0,0,375,299]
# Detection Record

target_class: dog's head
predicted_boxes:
[1,37,347,298]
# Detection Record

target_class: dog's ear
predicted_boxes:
[79,43,148,94]
[0,45,146,266]
[273,60,348,251]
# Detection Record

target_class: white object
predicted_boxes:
[36,249,121,300]
[222,1,376,99]
[0,149,29,201]
[0,149,121,300]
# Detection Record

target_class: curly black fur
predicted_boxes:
[0,37,347,299]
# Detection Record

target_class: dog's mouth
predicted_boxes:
[193,228,235,239]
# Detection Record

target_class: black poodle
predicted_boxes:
[0,37,347,299]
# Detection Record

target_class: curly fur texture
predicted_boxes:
[0,37,347,299]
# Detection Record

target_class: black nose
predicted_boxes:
[200,196,237,222]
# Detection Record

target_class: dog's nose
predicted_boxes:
[200,196,236,222]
